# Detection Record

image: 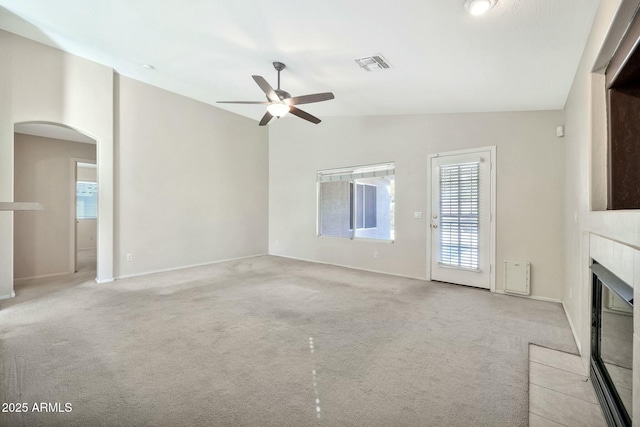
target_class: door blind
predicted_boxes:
[439,162,480,270]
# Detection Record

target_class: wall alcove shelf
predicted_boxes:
[606,8,640,210]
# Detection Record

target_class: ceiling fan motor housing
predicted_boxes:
[274,89,291,101]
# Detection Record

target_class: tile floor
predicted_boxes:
[529,344,606,426]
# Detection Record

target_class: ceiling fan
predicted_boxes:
[217,62,335,126]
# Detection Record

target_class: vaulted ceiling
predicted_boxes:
[0,0,600,122]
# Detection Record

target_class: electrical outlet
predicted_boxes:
[126,253,133,261]
[373,251,379,258]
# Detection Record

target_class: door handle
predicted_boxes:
[432,224,438,229]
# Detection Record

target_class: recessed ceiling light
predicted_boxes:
[464,0,497,16]
[141,64,154,70]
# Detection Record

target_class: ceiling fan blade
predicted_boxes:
[259,111,274,126]
[217,101,271,104]
[289,106,321,124]
[286,92,335,106]
[252,75,279,102]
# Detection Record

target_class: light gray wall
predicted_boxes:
[269,111,565,300]
[77,165,96,182]
[0,29,114,296]
[2,30,269,293]
[115,76,269,278]
[77,219,97,250]
[562,1,640,408]
[13,133,96,279]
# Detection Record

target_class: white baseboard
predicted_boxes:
[115,253,269,280]
[95,277,114,284]
[562,300,582,355]
[0,291,16,300]
[271,253,426,281]
[13,271,70,283]
[493,289,562,304]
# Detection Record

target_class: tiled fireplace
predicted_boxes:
[591,261,633,426]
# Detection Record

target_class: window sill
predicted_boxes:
[317,235,394,244]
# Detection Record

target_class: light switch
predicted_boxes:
[414,211,422,219]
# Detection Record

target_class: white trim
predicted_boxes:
[426,145,497,292]
[316,181,321,236]
[591,0,640,73]
[70,158,96,275]
[317,162,395,182]
[0,291,16,300]
[115,254,269,280]
[317,235,395,244]
[13,272,70,283]
[562,300,582,355]
[493,289,562,304]
[273,254,425,281]
[95,277,114,284]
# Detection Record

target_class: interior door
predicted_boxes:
[430,150,492,289]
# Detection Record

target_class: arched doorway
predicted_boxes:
[13,122,105,284]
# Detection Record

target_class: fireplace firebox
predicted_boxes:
[591,261,633,426]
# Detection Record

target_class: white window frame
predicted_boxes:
[317,162,395,242]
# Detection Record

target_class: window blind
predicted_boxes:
[317,162,395,183]
[439,162,480,270]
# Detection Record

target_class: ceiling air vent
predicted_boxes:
[354,54,391,71]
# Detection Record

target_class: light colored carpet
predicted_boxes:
[0,255,577,426]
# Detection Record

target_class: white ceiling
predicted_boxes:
[0,0,600,122]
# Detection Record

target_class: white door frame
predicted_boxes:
[69,158,96,276]
[426,146,497,292]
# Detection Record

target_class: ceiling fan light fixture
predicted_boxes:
[266,103,290,117]
[464,0,497,16]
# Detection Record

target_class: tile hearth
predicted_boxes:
[529,344,606,427]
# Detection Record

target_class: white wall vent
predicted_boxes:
[354,54,391,71]
[504,260,530,296]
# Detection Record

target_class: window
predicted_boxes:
[350,183,377,230]
[77,181,98,219]
[317,162,394,241]
[438,162,480,270]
